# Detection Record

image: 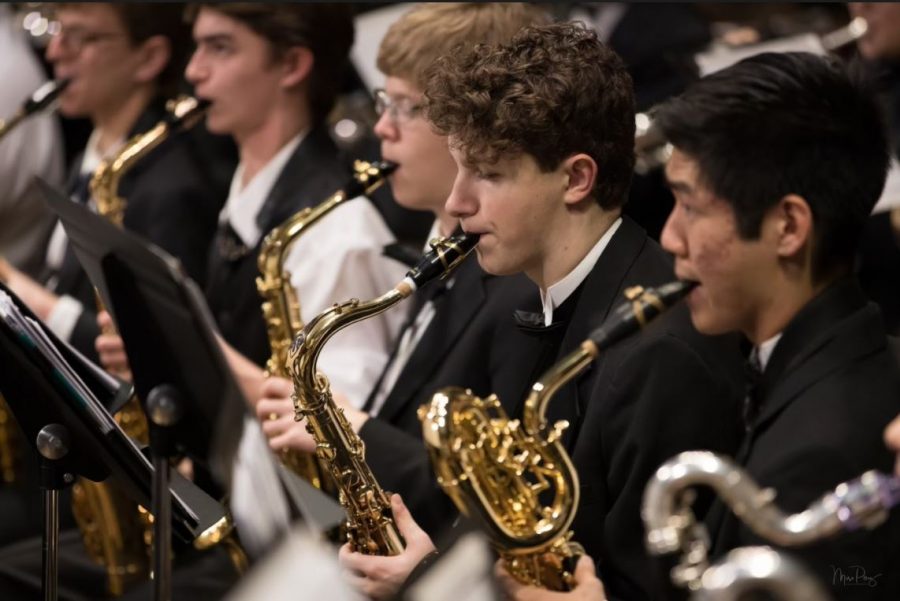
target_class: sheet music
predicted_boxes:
[0,290,197,522]
[0,290,116,433]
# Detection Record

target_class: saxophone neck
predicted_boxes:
[289,286,408,391]
[522,342,597,435]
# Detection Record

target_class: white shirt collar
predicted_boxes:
[80,128,125,176]
[540,217,622,326]
[221,131,305,247]
[755,332,783,371]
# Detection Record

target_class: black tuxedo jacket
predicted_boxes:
[45,98,229,361]
[360,258,539,535]
[204,126,350,365]
[706,280,900,600]
[521,217,744,601]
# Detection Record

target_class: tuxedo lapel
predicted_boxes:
[543,218,650,449]
[377,259,488,422]
[255,126,344,232]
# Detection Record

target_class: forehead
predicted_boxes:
[193,7,252,40]
[664,148,703,187]
[55,4,123,29]
[384,76,422,98]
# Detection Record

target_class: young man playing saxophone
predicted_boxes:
[325,20,746,601]
[93,4,408,599]
[500,50,900,601]
[253,5,550,598]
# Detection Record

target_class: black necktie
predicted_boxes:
[742,351,764,432]
[215,221,252,262]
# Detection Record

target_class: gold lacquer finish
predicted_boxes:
[287,234,477,556]
[0,394,22,484]
[256,160,395,487]
[419,345,594,591]
[421,281,696,591]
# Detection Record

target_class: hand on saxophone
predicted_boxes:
[338,493,436,600]
[96,311,133,381]
[257,376,316,453]
[494,555,607,601]
[885,414,900,476]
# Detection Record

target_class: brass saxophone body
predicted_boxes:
[0,79,72,486]
[420,281,697,591]
[287,233,479,555]
[72,96,227,596]
[641,450,900,591]
[256,160,396,487]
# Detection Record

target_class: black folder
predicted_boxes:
[0,282,226,544]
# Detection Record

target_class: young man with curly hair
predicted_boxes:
[348,20,745,601]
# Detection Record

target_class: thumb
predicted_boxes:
[391,494,430,548]
[573,554,597,583]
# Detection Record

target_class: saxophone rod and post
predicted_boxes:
[0,78,70,143]
[420,280,695,591]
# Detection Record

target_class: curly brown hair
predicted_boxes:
[425,21,636,209]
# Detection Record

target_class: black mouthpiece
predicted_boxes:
[588,280,696,349]
[406,233,479,289]
[164,98,211,131]
[24,78,71,114]
[344,160,398,199]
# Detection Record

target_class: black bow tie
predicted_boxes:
[513,310,569,335]
[216,222,252,262]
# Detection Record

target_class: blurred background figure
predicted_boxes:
[849,2,900,336]
[0,4,64,278]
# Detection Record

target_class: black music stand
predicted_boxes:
[0,282,228,601]
[38,178,245,601]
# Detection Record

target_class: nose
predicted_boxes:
[45,33,67,63]
[184,49,207,86]
[660,205,685,258]
[445,174,477,220]
[373,111,397,142]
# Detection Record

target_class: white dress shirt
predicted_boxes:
[540,217,622,325]
[44,129,125,342]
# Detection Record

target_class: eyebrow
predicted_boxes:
[664,176,692,195]
[194,33,234,45]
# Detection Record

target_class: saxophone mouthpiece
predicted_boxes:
[404,232,479,291]
[588,280,696,349]
[343,160,398,199]
[163,97,211,131]
[23,78,71,115]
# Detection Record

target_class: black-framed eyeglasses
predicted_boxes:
[51,27,126,54]
[373,88,423,124]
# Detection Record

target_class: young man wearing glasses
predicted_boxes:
[0,3,227,364]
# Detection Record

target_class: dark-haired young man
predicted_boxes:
[0,2,226,363]
[502,50,900,601]
[350,21,745,601]
[657,51,900,600]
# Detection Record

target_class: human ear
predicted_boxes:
[773,194,813,259]
[562,153,597,206]
[133,35,172,85]
[280,46,314,89]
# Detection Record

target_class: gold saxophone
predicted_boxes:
[419,281,696,590]
[641,450,900,593]
[287,232,479,555]
[256,160,396,488]
[72,96,245,596]
[0,78,72,486]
